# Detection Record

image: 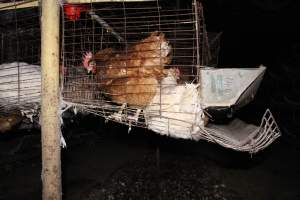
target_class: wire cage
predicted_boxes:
[0,5,41,117]
[0,0,279,152]
[61,0,220,128]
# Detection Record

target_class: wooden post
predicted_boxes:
[40,0,61,200]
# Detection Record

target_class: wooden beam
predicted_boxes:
[0,0,155,11]
[0,0,38,11]
[67,0,156,2]
[40,0,61,199]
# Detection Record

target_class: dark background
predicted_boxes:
[201,0,300,139]
[203,0,300,66]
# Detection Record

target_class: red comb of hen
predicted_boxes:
[82,51,96,74]
[83,52,93,68]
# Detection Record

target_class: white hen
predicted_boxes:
[0,62,41,122]
[144,70,205,139]
[0,62,41,107]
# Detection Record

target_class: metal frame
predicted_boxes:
[0,0,156,11]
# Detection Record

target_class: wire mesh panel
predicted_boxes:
[0,5,41,115]
[0,0,279,152]
[61,0,218,128]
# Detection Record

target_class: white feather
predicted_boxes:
[145,74,204,139]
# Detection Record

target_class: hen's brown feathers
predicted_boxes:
[92,32,173,107]
[104,77,158,107]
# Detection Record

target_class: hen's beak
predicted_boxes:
[87,67,96,75]
[88,61,97,75]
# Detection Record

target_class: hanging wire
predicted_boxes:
[12,0,21,105]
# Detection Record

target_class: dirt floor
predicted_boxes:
[0,115,299,200]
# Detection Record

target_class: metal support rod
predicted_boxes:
[88,11,124,43]
[40,0,62,199]
[193,0,201,84]
[156,145,160,170]
[1,33,3,63]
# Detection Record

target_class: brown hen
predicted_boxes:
[83,31,174,107]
